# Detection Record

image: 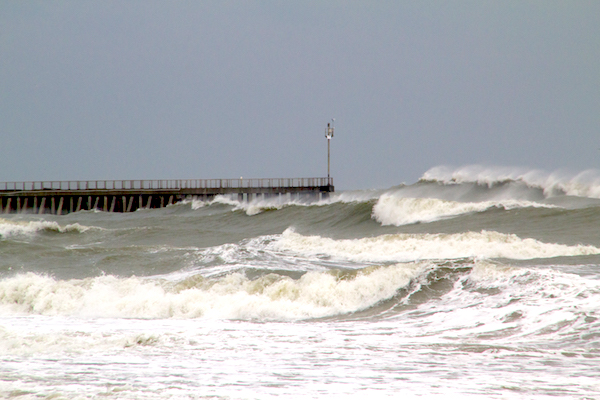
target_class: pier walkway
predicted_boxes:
[0,177,334,214]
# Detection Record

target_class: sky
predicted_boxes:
[1,1,599,190]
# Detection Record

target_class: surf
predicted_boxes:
[273,228,600,262]
[422,165,600,199]
[0,262,427,321]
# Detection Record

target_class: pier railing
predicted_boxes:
[1,177,333,192]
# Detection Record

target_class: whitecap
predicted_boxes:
[273,228,600,262]
[372,194,556,226]
[0,218,93,239]
[0,263,425,321]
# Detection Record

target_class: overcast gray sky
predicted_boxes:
[1,1,599,189]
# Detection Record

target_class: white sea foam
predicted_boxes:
[194,192,380,216]
[274,228,600,262]
[2,262,599,399]
[186,194,288,215]
[0,218,92,239]
[242,200,285,216]
[372,194,555,226]
[400,260,600,347]
[190,198,207,210]
[330,189,383,204]
[0,263,425,320]
[422,165,600,198]
[219,195,324,216]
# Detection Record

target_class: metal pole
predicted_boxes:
[325,119,334,182]
[327,137,330,179]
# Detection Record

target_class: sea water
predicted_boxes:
[1,166,600,399]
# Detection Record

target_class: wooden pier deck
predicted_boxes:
[0,177,334,215]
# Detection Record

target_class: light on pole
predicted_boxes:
[325,119,334,183]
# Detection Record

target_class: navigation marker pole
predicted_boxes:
[325,119,335,183]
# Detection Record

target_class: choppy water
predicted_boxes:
[2,166,600,399]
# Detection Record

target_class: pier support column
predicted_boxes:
[76,197,82,212]
[39,198,46,214]
[127,196,134,212]
[57,197,64,215]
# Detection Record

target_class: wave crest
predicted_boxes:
[274,229,600,262]
[372,194,554,226]
[0,218,92,239]
[421,165,600,198]
[0,264,425,320]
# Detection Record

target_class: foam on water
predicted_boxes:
[1,258,599,399]
[2,260,599,345]
[400,260,600,348]
[274,228,600,262]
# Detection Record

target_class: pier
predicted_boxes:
[0,177,334,215]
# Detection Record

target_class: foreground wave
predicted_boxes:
[0,263,424,320]
[1,260,599,345]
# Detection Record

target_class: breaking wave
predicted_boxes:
[274,228,600,262]
[2,258,599,334]
[0,263,426,320]
[0,218,93,239]
[372,194,555,226]
[422,165,600,198]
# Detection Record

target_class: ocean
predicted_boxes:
[1,166,600,399]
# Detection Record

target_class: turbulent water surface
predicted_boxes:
[2,166,600,399]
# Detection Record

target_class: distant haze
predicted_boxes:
[1,1,599,190]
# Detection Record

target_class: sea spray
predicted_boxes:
[422,165,600,198]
